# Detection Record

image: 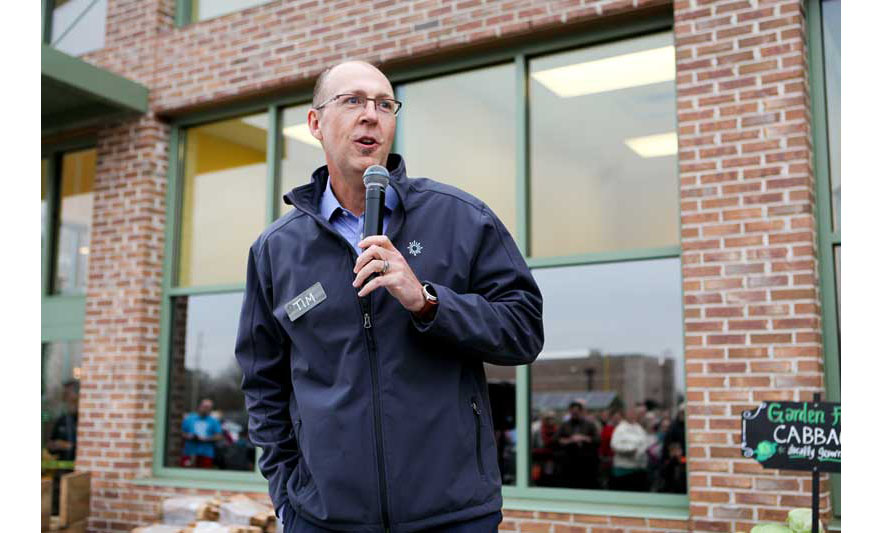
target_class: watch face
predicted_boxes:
[422,284,438,301]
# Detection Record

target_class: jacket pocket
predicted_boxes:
[470,396,486,479]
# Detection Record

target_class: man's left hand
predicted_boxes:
[353,235,425,312]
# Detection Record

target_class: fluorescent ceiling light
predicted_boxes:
[282,123,323,149]
[530,46,675,98]
[624,132,678,158]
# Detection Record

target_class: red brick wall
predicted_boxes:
[500,511,690,533]
[79,112,170,531]
[675,0,830,531]
[57,0,832,532]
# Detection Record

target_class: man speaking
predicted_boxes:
[235,60,544,533]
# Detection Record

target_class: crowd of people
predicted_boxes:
[530,400,686,493]
[180,395,686,494]
[179,398,255,471]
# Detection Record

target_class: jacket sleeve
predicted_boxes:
[411,205,544,366]
[235,242,298,514]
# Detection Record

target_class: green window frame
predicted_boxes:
[807,0,841,519]
[148,11,688,519]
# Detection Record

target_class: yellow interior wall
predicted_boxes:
[178,127,266,287]
[60,149,96,198]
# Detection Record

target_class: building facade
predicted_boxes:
[40,0,841,532]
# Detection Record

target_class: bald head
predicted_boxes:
[305,59,397,201]
[312,60,390,107]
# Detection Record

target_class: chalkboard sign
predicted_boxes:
[741,401,841,473]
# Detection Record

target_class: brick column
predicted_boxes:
[674,1,829,531]
[79,114,170,532]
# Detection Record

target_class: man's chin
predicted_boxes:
[353,153,388,172]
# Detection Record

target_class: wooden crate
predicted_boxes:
[41,478,52,530]
[46,517,87,533]
[59,471,90,527]
[42,471,90,531]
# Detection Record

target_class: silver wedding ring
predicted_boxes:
[380,259,390,275]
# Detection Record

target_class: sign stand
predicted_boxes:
[811,392,820,533]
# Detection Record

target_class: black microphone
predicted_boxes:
[363,165,390,238]
[362,165,390,285]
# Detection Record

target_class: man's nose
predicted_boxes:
[359,100,380,122]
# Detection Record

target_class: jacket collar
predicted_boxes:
[283,153,409,215]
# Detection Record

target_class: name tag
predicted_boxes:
[284,282,327,322]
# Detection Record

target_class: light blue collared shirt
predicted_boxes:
[319,177,399,252]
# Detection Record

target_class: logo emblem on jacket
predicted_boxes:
[407,240,423,257]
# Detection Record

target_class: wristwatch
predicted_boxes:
[414,283,438,322]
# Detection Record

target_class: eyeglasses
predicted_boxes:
[314,93,403,116]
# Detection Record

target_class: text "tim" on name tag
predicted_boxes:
[285,282,327,322]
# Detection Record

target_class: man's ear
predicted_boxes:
[307,108,323,142]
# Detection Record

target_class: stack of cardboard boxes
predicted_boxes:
[132,495,280,533]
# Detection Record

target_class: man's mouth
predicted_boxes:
[354,136,379,149]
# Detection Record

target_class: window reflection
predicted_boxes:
[42,341,83,460]
[55,149,95,295]
[41,341,83,515]
[529,259,685,493]
[483,364,516,485]
[165,292,253,471]
[822,0,841,232]
[51,0,107,56]
[192,0,273,22]
[529,32,678,257]
[279,104,328,214]
[42,159,49,258]
[834,245,840,334]
[179,114,268,287]
[396,64,518,238]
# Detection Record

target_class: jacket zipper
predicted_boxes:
[360,293,391,531]
[294,190,402,532]
[470,397,486,478]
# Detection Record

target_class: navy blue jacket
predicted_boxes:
[235,154,543,532]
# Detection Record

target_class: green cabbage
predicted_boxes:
[749,525,792,533]
[787,508,824,533]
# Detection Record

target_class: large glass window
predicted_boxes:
[164,292,252,471]
[482,365,517,485]
[822,0,841,232]
[529,32,678,258]
[396,64,520,485]
[42,145,91,506]
[396,64,518,238]
[834,245,840,327]
[54,148,95,295]
[189,0,274,22]
[811,0,841,516]
[158,25,683,505]
[42,341,83,463]
[42,159,49,253]
[178,114,268,287]
[49,0,107,56]
[279,104,327,214]
[529,260,685,492]
[41,341,83,515]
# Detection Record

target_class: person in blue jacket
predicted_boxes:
[180,398,223,468]
[235,60,544,533]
